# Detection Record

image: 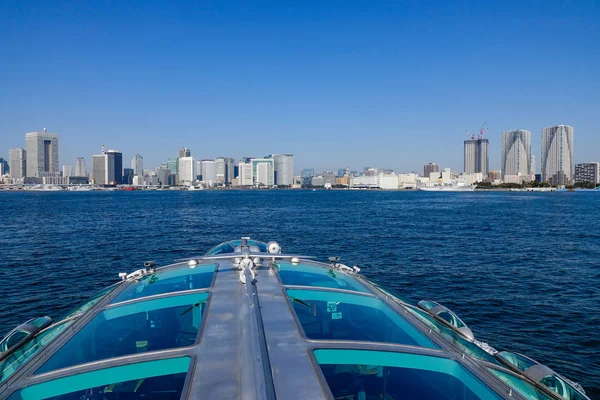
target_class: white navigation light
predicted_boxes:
[188,259,199,268]
[267,241,281,254]
[291,257,300,264]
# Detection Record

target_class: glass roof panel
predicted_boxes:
[205,240,267,255]
[488,368,555,400]
[0,320,74,384]
[110,264,215,304]
[12,357,190,400]
[278,262,370,293]
[287,289,438,348]
[315,349,502,400]
[35,293,208,375]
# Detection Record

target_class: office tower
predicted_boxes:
[337,168,347,178]
[123,168,134,185]
[238,162,253,185]
[62,165,73,178]
[215,157,235,184]
[251,158,275,186]
[464,139,489,176]
[195,161,203,180]
[158,168,172,186]
[301,169,315,185]
[541,125,574,185]
[92,154,107,185]
[0,161,5,175]
[201,160,217,184]
[75,157,87,177]
[501,130,531,179]
[106,150,123,184]
[272,154,294,186]
[167,158,178,174]
[178,157,194,185]
[179,147,191,158]
[25,131,59,177]
[423,163,439,178]
[574,163,599,185]
[9,149,26,179]
[131,154,143,176]
[530,155,536,176]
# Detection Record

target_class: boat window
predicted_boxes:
[488,368,555,400]
[539,375,587,400]
[496,351,537,372]
[314,349,502,400]
[10,357,190,400]
[61,284,118,320]
[0,320,74,384]
[110,264,216,304]
[405,307,499,364]
[278,263,370,293]
[205,240,267,255]
[287,289,438,348]
[36,293,208,375]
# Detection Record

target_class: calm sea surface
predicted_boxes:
[1,190,599,397]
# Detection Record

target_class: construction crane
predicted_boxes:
[466,129,475,140]
[478,122,488,140]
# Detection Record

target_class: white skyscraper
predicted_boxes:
[541,125,574,185]
[75,157,87,177]
[62,165,73,178]
[272,154,294,186]
[501,130,531,179]
[25,131,59,177]
[178,157,195,185]
[131,154,143,176]
[464,139,489,176]
[201,160,217,184]
[251,158,275,186]
[256,162,273,186]
[238,162,253,186]
[9,148,26,179]
[530,155,536,176]
[92,154,107,185]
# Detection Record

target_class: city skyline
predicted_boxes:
[1,1,598,172]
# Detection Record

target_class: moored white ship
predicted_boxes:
[418,181,476,191]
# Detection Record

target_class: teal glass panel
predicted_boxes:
[205,240,267,255]
[539,375,587,400]
[0,320,73,384]
[61,284,118,320]
[287,289,437,348]
[15,357,190,400]
[315,349,502,400]
[36,293,208,374]
[488,368,554,400]
[406,307,498,364]
[279,263,370,293]
[111,264,215,304]
[497,352,537,372]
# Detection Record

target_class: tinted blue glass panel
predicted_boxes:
[61,284,118,320]
[315,349,502,400]
[36,293,208,374]
[279,263,370,293]
[288,289,437,348]
[488,368,554,400]
[11,357,190,400]
[111,264,215,304]
[0,321,73,384]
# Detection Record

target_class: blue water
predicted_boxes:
[1,190,599,397]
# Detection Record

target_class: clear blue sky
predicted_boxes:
[1,0,598,173]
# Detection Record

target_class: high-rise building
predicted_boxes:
[131,154,143,176]
[123,168,134,185]
[92,154,107,185]
[25,131,59,177]
[501,130,531,179]
[106,150,123,185]
[272,154,294,186]
[464,139,489,176]
[238,162,253,186]
[9,148,26,179]
[74,157,87,177]
[167,158,178,174]
[530,155,536,176]
[541,125,574,185]
[215,157,235,184]
[178,157,195,185]
[301,169,315,185]
[251,158,275,186]
[574,163,599,185]
[423,163,439,178]
[179,147,191,158]
[0,160,6,175]
[158,168,172,186]
[62,165,73,178]
[201,160,217,184]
